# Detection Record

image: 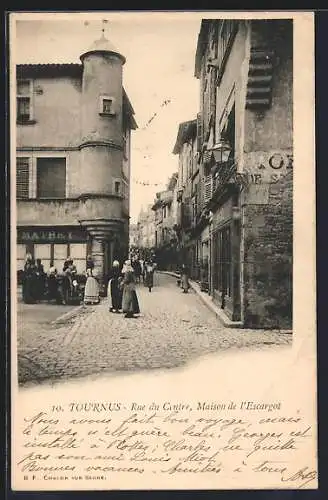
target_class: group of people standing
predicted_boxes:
[21,251,158,318]
[22,254,90,305]
[107,260,140,318]
[107,257,156,318]
[21,254,46,304]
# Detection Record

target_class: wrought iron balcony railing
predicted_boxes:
[211,159,237,195]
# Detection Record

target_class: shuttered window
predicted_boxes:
[218,21,238,69]
[37,157,66,198]
[16,157,30,199]
[204,174,213,204]
[196,112,203,152]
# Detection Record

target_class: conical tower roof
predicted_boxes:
[80,33,126,64]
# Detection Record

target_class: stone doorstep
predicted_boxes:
[190,282,243,329]
[158,271,292,333]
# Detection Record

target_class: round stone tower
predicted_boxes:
[78,33,127,289]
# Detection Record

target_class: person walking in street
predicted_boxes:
[84,256,100,305]
[144,258,155,292]
[107,260,122,313]
[181,263,190,293]
[121,260,140,318]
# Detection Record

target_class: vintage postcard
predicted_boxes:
[10,10,317,490]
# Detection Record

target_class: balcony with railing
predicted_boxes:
[211,158,237,194]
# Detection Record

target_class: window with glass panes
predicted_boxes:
[69,243,87,274]
[17,242,87,274]
[36,157,66,198]
[17,80,32,122]
[17,244,27,272]
[34,244,52,273]
[53,244,68,274]
[49,243,87,274]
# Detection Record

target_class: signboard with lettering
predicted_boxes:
[17,228,86,243]
[239,151,293,186]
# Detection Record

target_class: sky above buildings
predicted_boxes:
[12,12,203,222]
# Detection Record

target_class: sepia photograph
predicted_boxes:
[10,11,316,491]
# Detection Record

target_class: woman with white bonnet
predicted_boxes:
[83,255,100,305]
[121,259,140,318]
[107,260,122,313]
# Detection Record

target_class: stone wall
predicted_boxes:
[242,169,293,328]
[17,196,124,226]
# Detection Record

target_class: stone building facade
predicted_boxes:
[172,119,201,278]
[129,223,139,248]
[16,34,137,290]
[151,173,179,270]
[136,205,156,250]
[176,19,293,328]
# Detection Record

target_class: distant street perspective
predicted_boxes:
[15,17,293,388]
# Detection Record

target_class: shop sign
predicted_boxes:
[17,229,85,242]
[237,151,293,186]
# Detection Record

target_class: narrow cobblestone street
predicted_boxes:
[17,273,292,386]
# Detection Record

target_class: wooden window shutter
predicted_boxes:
[196,112,203,152]
[16,157,29,199]
[204,174,213,204]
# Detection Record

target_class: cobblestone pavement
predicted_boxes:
[17,273,292,386]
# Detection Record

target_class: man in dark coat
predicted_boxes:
[108,260,123,313]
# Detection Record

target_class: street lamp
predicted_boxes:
[211,139,232,164]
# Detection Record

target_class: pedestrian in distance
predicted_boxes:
[84,255,100,305]
[181,263,190,293]
[144,258,155,292]
[121,260,140,318]
[132,258,142,284]
[107,260,122,313]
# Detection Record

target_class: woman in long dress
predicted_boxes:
[47,261,58,301]
[84,256,100,305]
[121,260,140,318]
[107,260,122,313]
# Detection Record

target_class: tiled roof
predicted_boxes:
[194,19,212,79]
[81,34,125,64]
[172,119,197,154]
[17,63,81,68]
[16,63,83,77]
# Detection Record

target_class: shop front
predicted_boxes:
[17,226,90,275]
[210,192,241,322]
